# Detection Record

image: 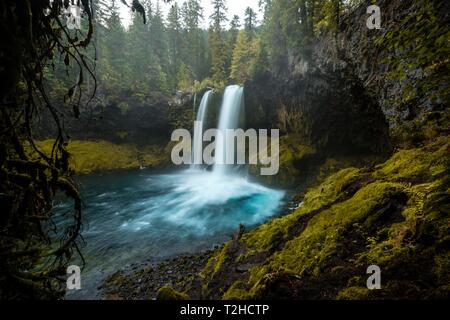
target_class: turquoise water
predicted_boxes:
[58,169,286,299]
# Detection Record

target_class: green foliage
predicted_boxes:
[244,7,258,35]
[181,0,207,80]
[209,0,230,83]
[50,0,213,97]
[230,31,259,84]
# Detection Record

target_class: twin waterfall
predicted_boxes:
[192,85,244,174]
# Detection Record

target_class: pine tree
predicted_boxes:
[244,7,257,35]
[148,1,170,92]
[230,30,258,84]
[101,0,128,93]
[167,3,183,90]
[209,0,228,84]
[258,0,272,23]
[229,15,241,45]
[181,0,205,80]
[128,11,152,94]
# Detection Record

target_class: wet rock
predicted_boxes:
[100,250,213,300]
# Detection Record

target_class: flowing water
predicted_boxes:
[214,85,244,174]
[61,169,285,299]
[192,90,213,167]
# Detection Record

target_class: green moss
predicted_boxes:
[375,0,450,111]
[373,137,448,181]
[336,287,371,300]
[201,242,232,280]
[222,281,253,300]
[241,216,294,255]
[242,167,362,255]
[156,286,189,300]
[268,182,404,275]
[390,111,450,148]
[249,135,317,186]
[434,252,450,284]
[34,140,169,174]
[302,168,362,211]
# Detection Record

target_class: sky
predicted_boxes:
[118,0,262,29]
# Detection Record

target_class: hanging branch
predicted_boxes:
[0,0,157,299]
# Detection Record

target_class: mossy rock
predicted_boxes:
[337,287,371,300]
[32,139,171,174]
[249,134,318,187]
[156,286,189,300]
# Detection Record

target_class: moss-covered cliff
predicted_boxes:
[199,137,449,299]
[34,140,171,174]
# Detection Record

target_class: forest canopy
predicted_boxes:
[47,0,372,103]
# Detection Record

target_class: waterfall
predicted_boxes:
[193,92,197,115]
[214,85,244,175]
[192,90,213,167]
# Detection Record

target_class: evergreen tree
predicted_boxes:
[224,15,241,81]
[181,0,205,80]
[101,0,128,92]
[128,11,152,95]
[229,15,241,45]
[209,0,228,84]
[244,7,257,35]
[167,3,183,90]
[230,30,258,84]
[148,1,170,92]
[258,0,272,23]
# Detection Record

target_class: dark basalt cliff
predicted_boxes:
[245,0,449,187]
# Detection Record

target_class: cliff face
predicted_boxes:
[36,91,173,145]
[245,0,449,188]
[335,0,448,126]
[36,90,205,147]
[313,0,449,146]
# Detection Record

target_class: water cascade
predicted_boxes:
[213,85,244,174]
[192,90,213,167]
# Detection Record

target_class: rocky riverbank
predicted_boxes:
[99,251,213,300]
